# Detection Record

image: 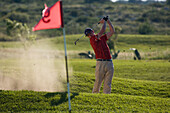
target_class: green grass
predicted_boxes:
[0,41,22,48]
[69,59,170,99]
[0,34,170,51]
[117,34,170,52]
[0,90,169,113]
[0,34,169,60]
[1,59,169,81]
[45,34,170,52]
[71,72,170,98]
[0,59,170,112]
[0,34,170,112]
[69,59,170,81]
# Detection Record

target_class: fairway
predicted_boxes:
[69,59,170,81]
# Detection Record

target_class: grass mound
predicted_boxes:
[0,90,169,112]
[1,59,169,112]
[71,72,170,98]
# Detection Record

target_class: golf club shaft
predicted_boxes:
[75,34,85,45]
[74,20,102,45]
[78,34,85,40]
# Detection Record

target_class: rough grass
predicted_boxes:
[0,90,169,113]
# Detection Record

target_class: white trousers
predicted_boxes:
[92,61,114,94]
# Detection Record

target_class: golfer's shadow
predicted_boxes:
[44,92,79,106]
[91,66,96,68]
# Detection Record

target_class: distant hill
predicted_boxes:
[0,0,170,39]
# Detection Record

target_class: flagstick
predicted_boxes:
[63,27,71,113]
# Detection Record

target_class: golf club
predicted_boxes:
[74,16,108,45]
[74,34,85,45]
[74,23,99,45]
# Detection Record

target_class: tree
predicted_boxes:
[138,21,155,34]
[129,0,142,3]
[107,26,122,59]
[167,0,170,5]
[85,0,110,3]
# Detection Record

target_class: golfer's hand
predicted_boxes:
[103,16,109,21]
[98,18,105,24]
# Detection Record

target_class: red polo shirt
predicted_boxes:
[90,34,111,59]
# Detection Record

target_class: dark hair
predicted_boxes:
[84,28,93,36]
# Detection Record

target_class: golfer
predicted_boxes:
[85,16,115,94]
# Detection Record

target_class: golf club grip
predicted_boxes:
[98,16,108,24]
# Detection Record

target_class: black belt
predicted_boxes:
[96,59,112,61]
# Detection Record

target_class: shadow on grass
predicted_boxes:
[45,92,79,106]
[91,66,96,68]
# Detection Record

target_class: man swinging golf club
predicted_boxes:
[85,16,115,94]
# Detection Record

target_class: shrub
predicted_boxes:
[167,0,170,5]
[9,12,29,23]
[5,19,36,49]
[139,22,155,34]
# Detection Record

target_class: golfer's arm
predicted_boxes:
[98,21,106,38]
[106,19,115,39]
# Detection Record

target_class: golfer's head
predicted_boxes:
[84,28,94,38]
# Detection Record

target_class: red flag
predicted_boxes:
[32,1,63,31]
